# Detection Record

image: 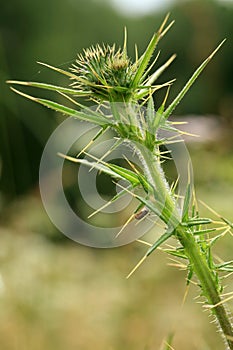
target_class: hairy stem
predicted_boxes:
[135,144,180,226]
[176,225,233,350]
[136,144,233,350]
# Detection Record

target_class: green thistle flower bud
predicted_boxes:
[70,43,137,102]
[68,17,177,103]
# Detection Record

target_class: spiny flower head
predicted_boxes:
[70,43,137,102]
[69,16,176,103]
[6,15,175,106]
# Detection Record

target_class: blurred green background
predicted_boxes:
[0,0,233,349]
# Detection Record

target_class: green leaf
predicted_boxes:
[136,171,151,193]
[216,260,233,272]
[131,33,159,89]
[193,228,216,235]
[59,153,142,187]
[32,98,111,125]
[153,105,164,130]
[107,163,143,186]
[163,39,226,119]
[146,228,175,256]
[81,149,153,191]
[218,267,233,272]
[7,80,88,96]
[164,248,188,260]
[37,61,77,79]
[61,157,128,180]
[115,185,165,221]
[131,15,173,90]
[182,183,192,220]
[133,195,165,219]
[144,54,176,87]
[135,80,175,100]
[9,87,110,126]
[146,96,155,129]
[182,218,213,227]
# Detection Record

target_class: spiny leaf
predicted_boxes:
[115,182,165,220]
[144,54,176,87]
[153,106,164,130]
[37,61,77,79]
[215,260,233,272]
[182,183,192,220]
[83,150,147,187]
[7,80,88,96]
[131,15,173,89]
[107,163,144,185]
[9,88,109,126]
[209,232,228,247]
[163,39,226,119]
[134,195,166,220]
[146,96,156,129]
[146,228,175,257]
[123,157,152,193]
[218,267,233,272]
[136,80,175,100]
[164,248,188,260]
[58,153,142,186]
[182,218,212,227]
[59,155,123,178]
[193,228,217,235]
[140,51,160,83]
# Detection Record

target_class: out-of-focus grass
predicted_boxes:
[0,147,232,350]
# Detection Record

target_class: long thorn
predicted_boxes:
[126,255,147,279]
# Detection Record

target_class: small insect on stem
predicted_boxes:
[134,207,149,220]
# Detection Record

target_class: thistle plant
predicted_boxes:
[7,15,233,349]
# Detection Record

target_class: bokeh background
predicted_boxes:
[0,0,233,349]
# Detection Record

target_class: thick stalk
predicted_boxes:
[135,144,180,226]
[136,144,233,350]
[176,225,233,350]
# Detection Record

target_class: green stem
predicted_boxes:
[136,144,233,350]
[135,144,179,226]
[176,225,233,350]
